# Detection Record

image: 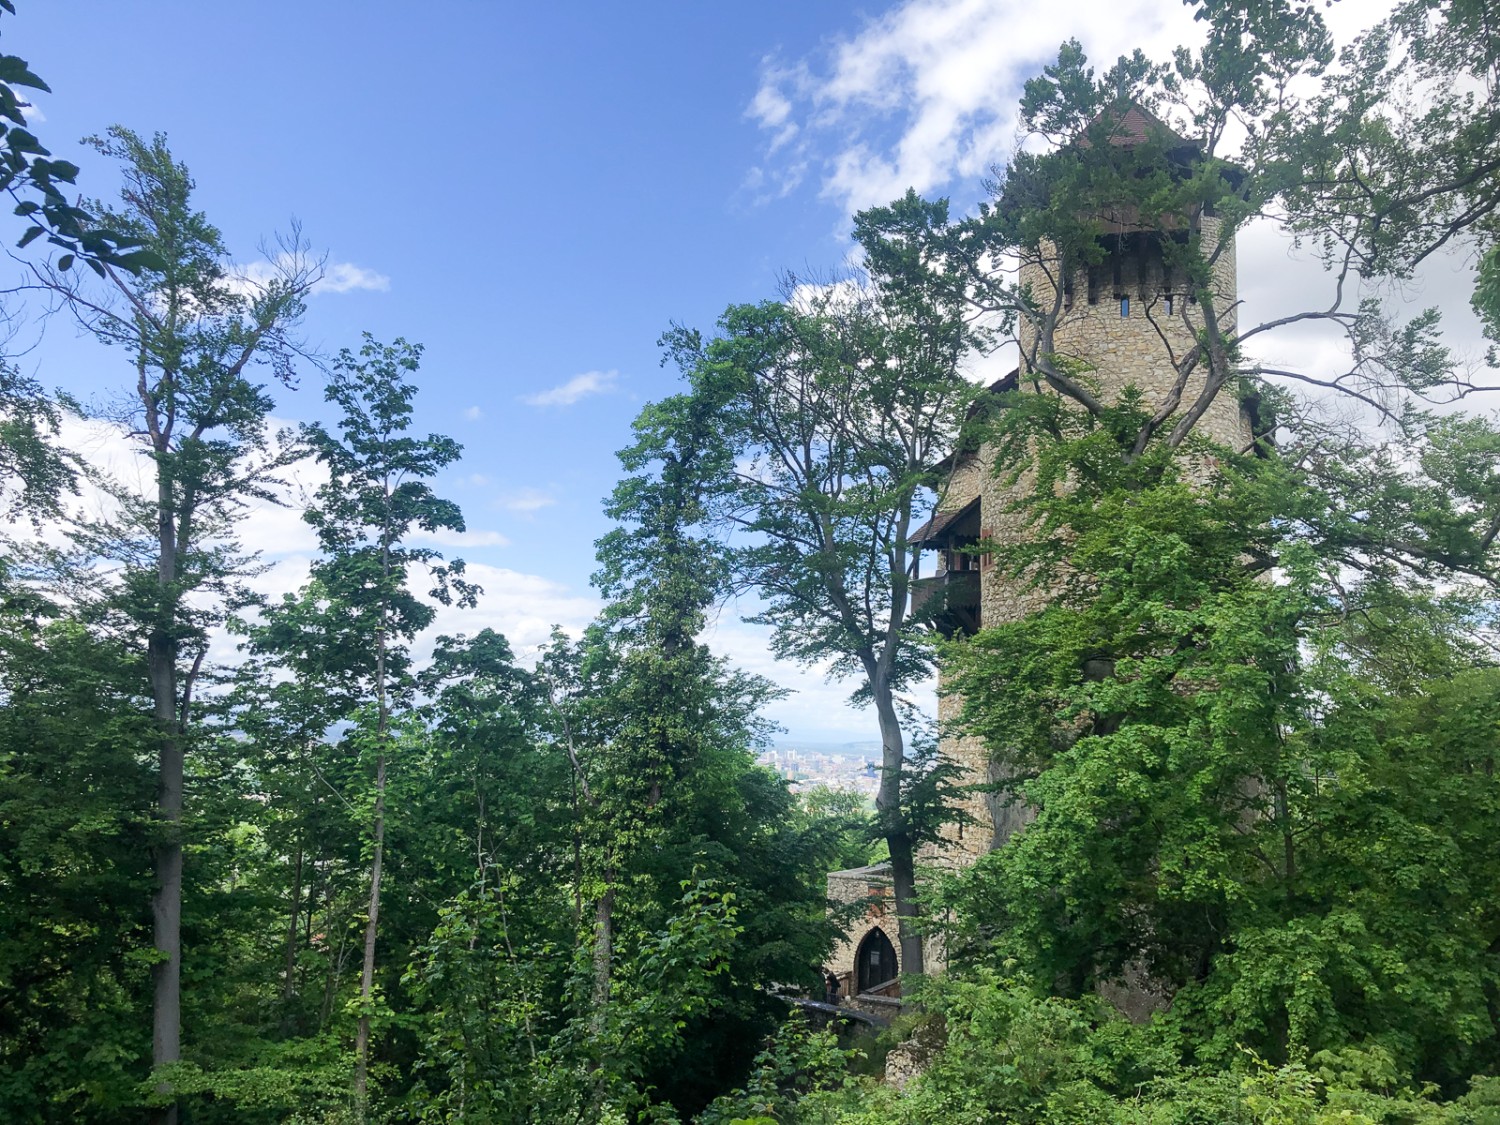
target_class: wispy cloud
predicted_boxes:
[520,370,618,408]
[412,527,511,549]
[230,254,389,297]
[749,0,1391,221]
[314,261,390,294]
[464,405,484,421]
[496,487,556,514]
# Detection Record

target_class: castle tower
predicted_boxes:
[824,106,1253,999]
[914,104,1253,869]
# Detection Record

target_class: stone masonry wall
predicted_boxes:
[933,216,1251,872]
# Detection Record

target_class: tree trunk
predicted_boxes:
[588,875,616,1106]
[590,882,615,1021]
[149,677,183,1125]
[353,756,385,1115]
[354,539,393,1116]
[871,673,924,977]
[282,840,304,1014]
[149,471,182,1125]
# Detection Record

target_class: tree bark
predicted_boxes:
[282,840,304,1015]
[354,535,392,1116]
[352,754,385,1114]
[149,471,182,1125]
[871,671,924,977]
[588,874,616,1107]
[590,881,615,1022]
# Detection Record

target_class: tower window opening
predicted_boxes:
[1120,296,1130,318]
[1087,267,1100,305]
[1163,294,1174,315]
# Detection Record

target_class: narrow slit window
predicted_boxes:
[1119,296,1130,318]
[1163,294,1174,315]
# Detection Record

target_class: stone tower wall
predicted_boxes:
[930,216,1250,868]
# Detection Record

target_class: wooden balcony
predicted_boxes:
[910,570,980,638]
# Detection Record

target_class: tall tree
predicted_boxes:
[257,334,476,1114]
[633,194,987,975]
[37,126,316,1123]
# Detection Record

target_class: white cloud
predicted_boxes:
[230,254,389,297]
[520,369,618,408]
[464,405,483,421]
[419,563,600,662]
[311,261,390,294]
[411,527,511,549]
[494,487,556,514]
[702,610,928,743]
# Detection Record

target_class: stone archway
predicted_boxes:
[854,926,897,994]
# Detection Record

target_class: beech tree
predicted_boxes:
[29,126,318,1124]
[629,195,989,977]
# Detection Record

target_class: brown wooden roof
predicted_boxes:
[1076,102,1196,151]
[909,496,980,546]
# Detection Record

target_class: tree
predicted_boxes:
[631,192,989,976]
[34,126,317,1124]
[255,334,476,1114]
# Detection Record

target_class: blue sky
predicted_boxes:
[10,0,1466,741]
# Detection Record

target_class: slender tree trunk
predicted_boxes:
[588,873,616,1106]
[354,538,392,1115]
[352,756,385,1113]
[871,674,924,977]
[1275,779,1295,890]
[570,773,583,928]
[149,654,183,1125]
[590,881,615,1021]
[149,471,183,1125]
[282,840,304,1010]
[320,915,347,1032]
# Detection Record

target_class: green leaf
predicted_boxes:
[0,55,50,92]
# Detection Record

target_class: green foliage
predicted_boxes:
[0,362,75,520]
[786,975,1496,1124]
[0,613,154,1120]
[0,5,159,273]
[697,1014,854,1125]
[938,435,1500,1080]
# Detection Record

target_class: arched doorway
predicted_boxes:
[854,927,897,994]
